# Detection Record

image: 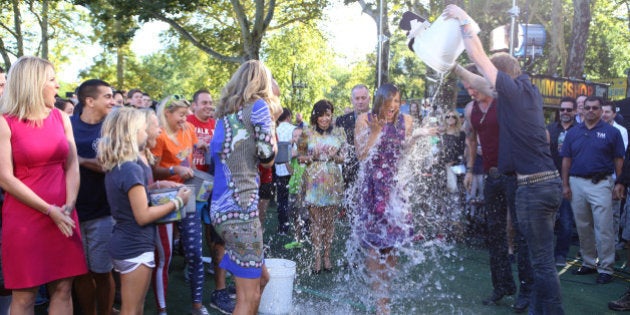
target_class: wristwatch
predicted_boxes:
[169,166,175,175]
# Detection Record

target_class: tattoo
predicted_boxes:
[461,28,473,39]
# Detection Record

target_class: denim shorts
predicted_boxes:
[112,252,155,274]
[80,216,114,273]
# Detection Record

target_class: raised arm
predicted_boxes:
[443,5,498,87]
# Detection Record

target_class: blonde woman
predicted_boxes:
[99,107,191,315]
[0,56,87,314]
[210,60,281,314]
[150,97,209,315]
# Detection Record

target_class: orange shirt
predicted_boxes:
[151,122,198,183]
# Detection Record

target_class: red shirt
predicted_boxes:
[258,164,273,184]
[186,114,216,172]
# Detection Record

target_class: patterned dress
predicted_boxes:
[356,114,413,249]
[299,126,346,207]
[210,99,275,279]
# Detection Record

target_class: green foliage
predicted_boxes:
[263,23,336,117]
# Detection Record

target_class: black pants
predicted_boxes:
[275,175,291,232]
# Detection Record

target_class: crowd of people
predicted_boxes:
[2,5,630,315]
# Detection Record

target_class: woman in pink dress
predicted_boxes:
[0,56,87,314]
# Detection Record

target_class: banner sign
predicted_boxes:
[530,75,609,106]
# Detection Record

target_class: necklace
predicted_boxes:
[478,101,492,124]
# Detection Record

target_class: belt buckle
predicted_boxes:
[488,167,500,179]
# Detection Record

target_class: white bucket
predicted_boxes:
[258,258,296,315]
[412,15,480,74]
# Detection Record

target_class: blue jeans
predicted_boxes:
[554,198,573,260]
[516,178,564,315]
[484,174,532,296]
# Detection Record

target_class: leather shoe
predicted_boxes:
[573,266,597,275]
[512,295,529,313]
[482,290,514,305]
[596,273,614,284]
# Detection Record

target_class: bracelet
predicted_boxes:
[170,199,180,210]
[175,196,184,209]
[45,204,54,216]
[169,166,175,175]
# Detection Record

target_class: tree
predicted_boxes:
[80,0,329,63]
[264,23,336,115]
[566,0,591,78]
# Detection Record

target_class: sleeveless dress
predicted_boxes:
[357,114,413,249]
[2,109,87,289]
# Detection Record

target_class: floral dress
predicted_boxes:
[299,126,346,207]
[356,114,413,249]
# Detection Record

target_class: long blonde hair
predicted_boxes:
[217,60,281,119]
[97,107,147,171]
[142,109,157,166]
[0,56,54,125]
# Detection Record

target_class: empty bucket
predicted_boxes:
[259,258,297,315]
[412,15,480,74]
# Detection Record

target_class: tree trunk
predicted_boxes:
[40,0,49,60]
[12,0,23,57]
[565,0,591,78]
[116,46,124,90]
[0,37,11,70]
[546,0,565,76]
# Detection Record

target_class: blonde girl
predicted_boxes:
[99,107,190,315]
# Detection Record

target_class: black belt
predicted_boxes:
[571,172,611,184]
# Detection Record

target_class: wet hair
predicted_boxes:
[490,52,521,78]
[0,56,54,125]
[372,83,400,118]
[193,89,211,103]
[97,107,146,171]
[77,79,111,105]
[310,99,334,128]
[278,107,292,123]
[217,60,280,119]
[559,97,577,109]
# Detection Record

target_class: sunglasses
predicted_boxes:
[445,115,457,119]
[584,105,600,111]
[559,108,573,112]
[162,94,190,109]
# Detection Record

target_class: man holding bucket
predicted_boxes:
[444,5,563,314]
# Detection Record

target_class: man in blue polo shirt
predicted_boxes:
[445,5,564,313]
[561,96,624,285]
